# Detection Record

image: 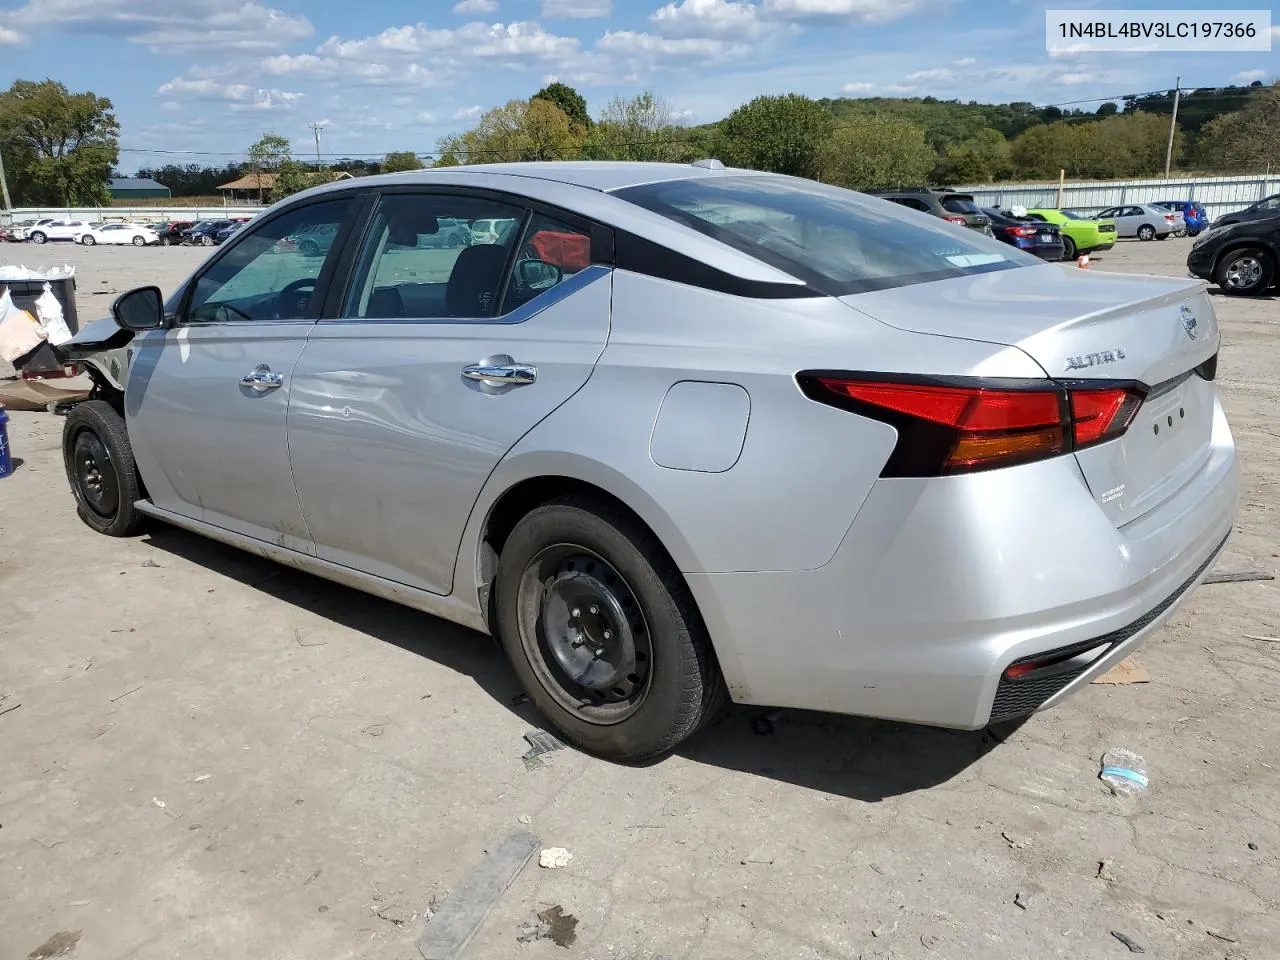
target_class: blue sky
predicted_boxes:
[0,0,1275,172]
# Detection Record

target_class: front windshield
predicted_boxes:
[1061,210,1091,220]
[614,175,1037,296]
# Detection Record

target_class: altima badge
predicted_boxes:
[1065,348,1126,371]
[1181,305,1199,340]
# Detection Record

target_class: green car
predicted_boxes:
[1022,209,1117,261]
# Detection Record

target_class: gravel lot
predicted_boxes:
[1,237,1277,960]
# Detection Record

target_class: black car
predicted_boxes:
[1210,192,1280,230]
[1187,218,1278,297]
[182,219,234,246]
[983,208,1065,261]
[156,220,193,246]
[868,187,992,235]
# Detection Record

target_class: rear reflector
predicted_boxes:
[798,374,1148,477]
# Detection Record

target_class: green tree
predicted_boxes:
[1198,82,1280,171]
[581,91,701,162]
[532,82,591,130]
[819,116,937,189]
[719,94,833,179]
[1096,101,1119,117]
[270,159,323,201]
[0,79,119,206]
[383,150,423,172]
[435,98,583,166]
[932,127,1011,184]
[247,132,291,202]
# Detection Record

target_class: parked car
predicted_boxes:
[182,220,234,246]
[9,217,57,241]
[214,222,245,244]
[288,221,340,257]
[1187,217,1279,297]
[1022,209,1116,260]
[869,188,993,235]
[982,207,1065,261]
[1094,204,1178,241]
[55,162,1237,761]
[78,222,159,246]
[1153,200,1209,237]
[1210,192,1280,230]
[412,216,472,249]
[156,221,194,246]
[27,219,91,244]
[0,225,20,242]
[470,217,519,244]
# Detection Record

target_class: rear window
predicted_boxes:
[940,195,980,214]
[614,176,1036,296]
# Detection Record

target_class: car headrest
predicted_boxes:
[446,244,509,317]
[387,212,438,247]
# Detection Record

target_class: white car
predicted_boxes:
[470,217,518,244]
[27,220,90,244]
[78,223,159,246]
[10,218,57,240]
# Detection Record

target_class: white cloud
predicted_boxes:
[453,0,498,12]
[842,81,876,93]
[904,67,954,83]
[231,90,305,112]
[159,101,181,112]
[454,105,484,120]
[0,25,26,44]
[953,56,976,67]
[10,0,313,52]
[651,0,776,40]
[157,76,303,111]
[1058,72,1091,86]
[1232,69,1268,83]
[318,21,578,61]
[261,53,447,87]
[760,0,928,22]
[541,0,611,17]
[414,111,438,124]
[597,29,750,62]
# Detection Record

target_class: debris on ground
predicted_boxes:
[293,628,327,648]
[362,722,387,737]
[0,702,21,720]
[740,849,776,865]
[1099,749,1149,796]
[516,919,550,943]
[518,906,578,947]
[522,728,566,768]
[151,798,166,809]
[749,708,783,735]
[140,559,160,568]
[26,931,81,960]
[375,903,417,926]
[920,933,941,949]
[1248,842,1259,850]
[1096,859,1118,882]
[1205,929,1238,943]
[1203,570,1274,584]
[539,847,572,869]
[191,774,211,783]
[1013,891,1031,910]
[1243,634,1280,644]
[518,815,531,825]
[1092,658,1151,684]
[509,692,531,706]
[871,919,898,938]
[1001,830,1029,849]
[1110,930,1144,953]
[418,830,539,960]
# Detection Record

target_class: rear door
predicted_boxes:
[124,195,359,549]
[287,188,612,595]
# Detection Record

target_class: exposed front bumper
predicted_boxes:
[688,400,1239,729]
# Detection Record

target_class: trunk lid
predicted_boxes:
[840,265,1221,526]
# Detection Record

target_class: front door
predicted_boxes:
[287,190,611,595]
[125,196,358,549]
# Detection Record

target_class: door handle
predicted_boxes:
[240,364,284,391]
[462,362,537,386]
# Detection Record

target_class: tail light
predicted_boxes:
[943,215,967,225]
[797,374,1147,477]
[1006,225,1038,238]
[1164,214,1175,222]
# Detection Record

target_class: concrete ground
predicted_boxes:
[1,238,1277,960]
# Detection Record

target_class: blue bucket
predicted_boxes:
[0,405,11,479]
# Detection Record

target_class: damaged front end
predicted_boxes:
[53,315,135,414]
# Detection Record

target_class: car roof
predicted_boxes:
[370,161,753,193]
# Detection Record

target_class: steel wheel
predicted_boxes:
[71,430,120,520]
[517,545,653,723]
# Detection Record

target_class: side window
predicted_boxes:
[887,197,930,212]
[344,193,525,320]
[501,214,593,313]
[185,198,351,324]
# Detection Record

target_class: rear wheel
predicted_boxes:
[495,497,726,761]
[1061,235,1076,261]
[30,231,47,244]
[1138,224,1156,241]
[1215,247,1275,297]
[132,235,145,246]
[160,236,171,246]
[298,238,319,257]
[62,401,144,537]
[81,235,96,246]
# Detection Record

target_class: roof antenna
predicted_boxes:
[690,158,725,170]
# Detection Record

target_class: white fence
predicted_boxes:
[955,172,1278,219]
[1,205,268,225]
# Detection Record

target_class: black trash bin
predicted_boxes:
[1,275,81,377]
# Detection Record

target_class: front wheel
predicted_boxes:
[160,236,171,246]
[495,497,726,761]
[1138,224,1156,241]
[132,235,145,246]
[81,235,96,246]
[30,231,47,244]
[62,401,145,537]
[1061,235,1076,261]
[1215,248,1275,297]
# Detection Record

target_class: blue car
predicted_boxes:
[1152,200,1209,237]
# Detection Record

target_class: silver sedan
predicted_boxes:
[59,162,1239,760]
[1096,203,1182,240]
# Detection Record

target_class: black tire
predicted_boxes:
[30,231,47,244]
[495,497,726,761]
[1214,247,1275,297]
[1138,224,1156,241]
[1156,232,1170,241]
[62,401,144,537]
[81,235,95,245]
[1061,235,1076,261]
[298,239,319,257]
[201,235,213,246]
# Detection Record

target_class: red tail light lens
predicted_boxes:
[1007,225,1038,238]
[943,215,967,224]
[799,374,1147,477]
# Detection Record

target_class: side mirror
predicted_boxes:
[112,286,165,331]
[516,258,562,291]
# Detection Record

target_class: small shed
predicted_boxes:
[217,170,355,204]
[108,177,172,201]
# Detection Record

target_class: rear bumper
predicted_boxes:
[1091,238,1117,251]
[689,399,1238,728]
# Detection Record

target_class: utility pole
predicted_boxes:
[308,122,325,171]
[0,144,11,212]
[1164,77,1181,177]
